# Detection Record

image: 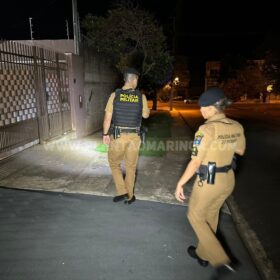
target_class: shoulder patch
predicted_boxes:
[191,146,198,156]
[193,131,204,146]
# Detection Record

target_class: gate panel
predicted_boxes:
[46,70,63,137]
[60,68,72,133]
[0,40,72,157]
[0,41,39,154]
[42,49,72,138]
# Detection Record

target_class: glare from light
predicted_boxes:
[164,84,171,90]
[267,84,273,93]
[174,77,179,85]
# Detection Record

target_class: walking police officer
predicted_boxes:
[175,88,246,279]
[103,68,150,204]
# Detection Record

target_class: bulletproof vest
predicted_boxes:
[112,88,143,127]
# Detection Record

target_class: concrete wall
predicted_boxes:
[82,46,118,136]
[67,54,86,138]
[67,46,118,137]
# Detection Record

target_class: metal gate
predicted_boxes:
[0,41,72,156]
[39,48,72,139]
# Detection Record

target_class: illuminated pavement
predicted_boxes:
[0,187,260,280]
[0,109,195,206]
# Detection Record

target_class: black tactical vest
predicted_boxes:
[112,89,143,127]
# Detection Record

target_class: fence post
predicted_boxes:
[56,53,64,134]
[35,47,50,142]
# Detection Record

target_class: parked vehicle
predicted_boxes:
[172,96,184,101]
[184,96,199,103]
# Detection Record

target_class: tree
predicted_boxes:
[219,53,247,83]
[257,31,280,94]
[222,62,268,101]
[82,2,173,110]
[219,54,268,100]
[264,51,280,94]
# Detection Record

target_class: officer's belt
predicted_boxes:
[198,164,232,174]
[119,127,140,133]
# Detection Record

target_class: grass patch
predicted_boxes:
[95,143,108,153]
[140,111,172,156]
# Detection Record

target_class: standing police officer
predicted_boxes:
[175,88,246,279]
[103,68,150,204]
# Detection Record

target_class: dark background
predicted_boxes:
[0,0,279,90]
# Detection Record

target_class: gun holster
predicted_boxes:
[197,162,217,185]
[207,162,216,185]
[109,126,121,139]
[139,126,148,145]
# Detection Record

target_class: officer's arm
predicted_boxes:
[177,158,201,187]
[103,111,112,135]
[175,158,201,202]
[235,126,246,156]
[142,94,150,118]
[103,93,114,135]
[175,125,214,202]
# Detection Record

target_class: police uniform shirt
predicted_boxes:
[105,91,150,118]
[191,113,246,167]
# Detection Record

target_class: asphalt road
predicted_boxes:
[0,187,260,280]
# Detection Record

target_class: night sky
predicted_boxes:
[1,0,277,56]
[0,0,173,41]
[1,0,279,90]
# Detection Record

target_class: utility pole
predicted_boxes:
[169,77,179,111]
[66,20,70,40]
[29,17,34,40]
[169,84,174,111]
[77,12,81,42]
[72,0,79,55]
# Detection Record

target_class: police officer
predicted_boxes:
[175,88,246,279]
[103,67,150,204]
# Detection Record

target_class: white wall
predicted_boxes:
[16,40,75,53]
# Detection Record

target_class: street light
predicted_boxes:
[169,77,180,111]
[174,77,179,85]
[267,84,273,93]
[266,84,273,103]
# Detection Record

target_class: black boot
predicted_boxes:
[124,195,136,205]
[113,193,128,202]
[187,246,209,267]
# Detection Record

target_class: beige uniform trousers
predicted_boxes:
[187,171,235,266]
[108,133,141,199]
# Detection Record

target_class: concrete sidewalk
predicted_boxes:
[0,110,195,206]
[0,187,260,280]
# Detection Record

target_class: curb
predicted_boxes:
[227,196,280,280]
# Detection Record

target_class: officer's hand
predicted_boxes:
[175,185,185,203]
[103,135,110,145]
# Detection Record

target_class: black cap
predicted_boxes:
[123,67,140,76]
[198,87,225,107]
